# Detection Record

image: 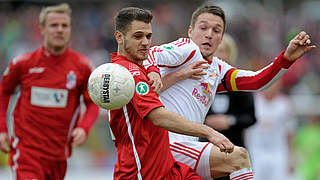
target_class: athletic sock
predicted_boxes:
[229,168,254,180]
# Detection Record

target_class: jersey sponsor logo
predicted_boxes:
[200,83,212,95]
[54,92,66,103]
[66,71,77,89]
[192,88,209,106]
[30,87,68,108]
[136,82,149,95]
[29,67,45,74]
[101,73,111,103]
[163,45,174,50]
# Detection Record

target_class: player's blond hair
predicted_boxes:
[39,3,72,27]
[222,33,238,65]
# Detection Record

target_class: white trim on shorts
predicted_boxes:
[170,141,213,180]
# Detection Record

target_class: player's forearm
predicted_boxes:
[161,71,184,92]
[148,107,215,139]
[76,102,99,135]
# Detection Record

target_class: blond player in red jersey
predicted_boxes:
[0,3,99,179]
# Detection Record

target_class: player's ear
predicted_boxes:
[39,25,45,36]
[115,30,124,44]
[188,26,193,38]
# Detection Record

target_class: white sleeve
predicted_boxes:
[145,38,199,68]
[215,57,234,83]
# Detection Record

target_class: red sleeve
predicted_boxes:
[1,60,24,94]
[275,51,295,68]
[147,65,161,76]
[0,59,25,133]
[76,101,99,135]
[0,84,10,133]
[76,59,99,135]
[218,51,294,92]
[131,72,164,119]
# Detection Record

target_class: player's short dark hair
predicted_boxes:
[190,4,226,33]
[114,7,153,34]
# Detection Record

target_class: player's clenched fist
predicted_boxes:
[207,129,234,153]
[284,31,316,61]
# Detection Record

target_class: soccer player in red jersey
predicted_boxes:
[0,3,99,179]
[109,7,236,179]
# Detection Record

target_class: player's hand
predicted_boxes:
[0,132,9,153]
[71,128,87,147]
[148,71,163,96]
[177,60,208,80]
[207,129,234,153]
[284,31,316,61]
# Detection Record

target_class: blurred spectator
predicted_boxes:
[245,80,296,180]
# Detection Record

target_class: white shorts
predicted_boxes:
[170,141,213,180]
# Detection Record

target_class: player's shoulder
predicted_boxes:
[213,56,223,63]
[172,38,191,46]
[213,56,229,66]
[111,54,146,79]
[118,61,146,81]
[68,49,93,68]
[212,56,234,75]
[11,51,35,65]
[68,49,90,62]
[155,38,197,50]
[126,61,144,78]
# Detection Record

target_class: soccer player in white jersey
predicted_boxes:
[145,3,316,180]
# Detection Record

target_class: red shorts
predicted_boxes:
[162,161,203,180]
[10,149,67,180]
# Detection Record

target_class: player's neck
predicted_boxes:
[45,45,67,56]
[203,55,213,63]
[117,48,143,65]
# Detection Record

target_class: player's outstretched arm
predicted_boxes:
[284,31,316,61]
[148,107,234,153]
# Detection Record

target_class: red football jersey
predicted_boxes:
[110,53,175,180]
[0,46,99,160]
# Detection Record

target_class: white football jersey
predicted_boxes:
[146,38,233,142]
[146,38,292,143]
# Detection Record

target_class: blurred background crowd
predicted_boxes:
[0,0,319,179]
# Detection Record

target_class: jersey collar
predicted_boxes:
[41,46,70,58]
